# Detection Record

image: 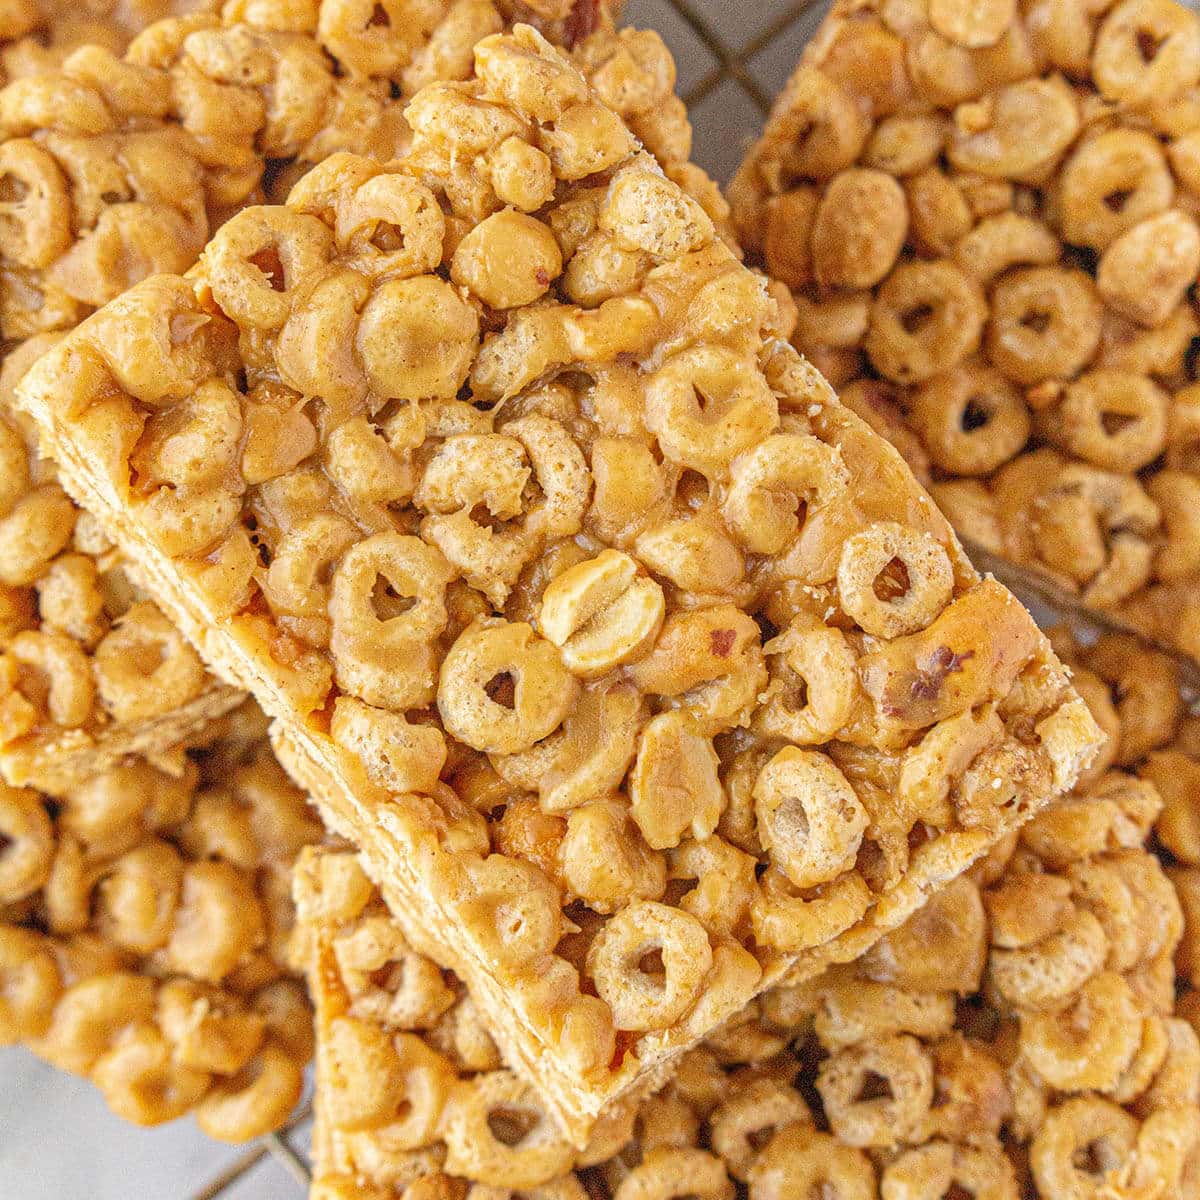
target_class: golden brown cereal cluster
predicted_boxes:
[0,0,716,343]
[16,26,1102,1142]
[730,0,1200,664]
[0,342,244,792]
[298,816,1200,1200]
[0,0,215,83]
[0,702,321,1138]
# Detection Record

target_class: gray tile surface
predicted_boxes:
[1,2,821,1197]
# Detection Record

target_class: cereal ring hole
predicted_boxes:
[484,672,517,710]
[486,1103,540,1147]
[1019,307,1051,335]
[0,174,28,204]
[1136,27,1167,62]
[1100,409,1137,437]
[469,503,511,532]
[636,946,666,984]
[900,302,935,334]
[872,556,911,603]
[854,1070,894,1102]
[1104,188,1133,213]
[676,469,710,510]
[247,245,287,294]
[370,574,417,622]
[960,398,990,432]
[1074,1137,1123,1177]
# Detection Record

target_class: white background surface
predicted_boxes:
[0,2,822,1195]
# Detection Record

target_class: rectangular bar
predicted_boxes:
[19,27,1101,1142]
[727,0,1200,665]
[298,746,1199,1197]
[0,348,244,792]
[0,0,685,791]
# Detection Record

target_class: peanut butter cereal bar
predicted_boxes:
[19,27,1102,1142]
[0,0,707,789]
[730,0,1200,665]
[0,702,322,1138]
[299,805,1200,1200]
[0,0,703,343]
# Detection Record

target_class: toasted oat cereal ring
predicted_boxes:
[460,854,563,976]
[880,1140,1016,1200]
[441,1070,575,1189]
[586,900,713,1032]
[94,839,182,956]
[438,620,578,755]
[816,1034,935,1148]
[865,259,986,384]
[1093,0,1200,106]
[750,869,873,954]
[1058,128,1174,251]
[1018,970,1142,1091]
[644,344,779,478]
[722,433,849,555]
[948,76,1079,181]
[335,172,445,279]
[0,784,52,903]
[836,521,955,639]
[753,748,867,890]
[329,532,452,711]
[204,206,334,330]
[194,1038,304,1143]
[615,1146,734,1200]
[92,1022,211,1127]
[748,1124,875,1200]
[0,926,59,1043]
[93,601,207,723]
[34,971,155,1076]
[0,138,71,271]
[985,266,1102,385]
[756,621,857,745]
[710,1077,811,1180]
[1030,1097,1138,1200]
[1051,369,1168,473]
[908,363,1030,476]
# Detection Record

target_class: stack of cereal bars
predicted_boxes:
[0,0,1197,1196]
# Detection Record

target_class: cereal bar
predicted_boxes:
[0,0,706,789]
[298,782,1200,1200]
[299,630,1200,1195]
[0,702,322,1138]
[729,0,1200,664]
[19,27,1102,1142]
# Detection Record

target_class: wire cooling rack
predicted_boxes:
[185,1,830,1193]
